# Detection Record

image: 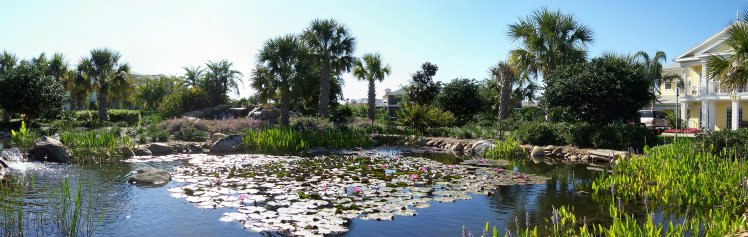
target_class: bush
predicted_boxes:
[290,116,334,132]
[514,122,561,145]
[329,105,353,124]
[72,110,141,126]
[173,124,208,142]
[396,103,456,131]
[434,78,483,124]
[158,88,211,118]
[426,106,456,127]
[157,118,264,135]
[698,129,748,157]
[555,122,594,147]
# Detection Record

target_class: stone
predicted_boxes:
[29,136,70,163]
[451,142,464,152]
[307,147,328,155]
[128,167,171,186]
[209,133,227,144]
[148,143,173,156]
[469,140,495,157]
[188,144,203,153]
[568,155,579,161]
[134,147,152,156]
[210,134,244,153]
[551,147,563,156]
[530,146,545,157]
[543,145,555,152]
[121,147,135,158]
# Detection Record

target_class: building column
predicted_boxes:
[701,60,711,94]
[681,102,688,128]
[732,97,739,130]
[708,100,717,130]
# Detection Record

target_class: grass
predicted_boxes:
[243,127,373,155]
[59,128,134,164]
[483,136,523,160]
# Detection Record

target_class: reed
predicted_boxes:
[483,136,522,160]
[59,128,134,164]
[243,127,373,155]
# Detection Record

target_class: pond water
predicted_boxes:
[2,147,632,236]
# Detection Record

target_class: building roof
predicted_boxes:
[384,88,405,96]
[675,23,736,62]
[349,98,385,107]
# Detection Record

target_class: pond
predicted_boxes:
[1,147,644,236]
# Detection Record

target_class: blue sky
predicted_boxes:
[1,0,746,100]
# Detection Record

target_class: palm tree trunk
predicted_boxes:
[498,77,513,120]
[97,93,107,121]
[368,79,376,122]
[318,55,330,117]
[280,79,290,126]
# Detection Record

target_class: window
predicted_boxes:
[665,83,672,90]
[726,107,744,130]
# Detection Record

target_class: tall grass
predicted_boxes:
[59,128,134,164]
[484,136,522,160]
[0,176,104,236]
[243,127,373,154]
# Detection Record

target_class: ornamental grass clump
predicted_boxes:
[243,127,373,155]
[59,128,134,164]
[484,136,522,160]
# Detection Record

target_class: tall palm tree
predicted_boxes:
[249,65,278,106]
[204,60,243,105]
[77,48,132,121]
[635,51,680,109]
[257,35,307,126]
[490,61,519,120]
[508,8,594,80]
[182,65,205,88]
[302,18,356,117]
[47,53,69,82]
[353,53,391,122]
[708,20,748,91]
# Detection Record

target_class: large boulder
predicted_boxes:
[469,140,495,157]
[147,143,173,156]
[530,146,545,157]
[209,133,227,144]
[128,167,171,186]
[210,134,244,153]
[134,147,152,156]
[29,136,71,163]
[121,147,135,158]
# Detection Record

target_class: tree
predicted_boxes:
[136,76,181,111]
[635,51,680,109]
[353,53,391,122]
[543,54,653,124]
[182,65,205,88]
[708,17,748,91]
[434,78,483,124]
[406,62,441,105]
[77,48,132,121]
[490,61,518,120]
[508,8,594,80]
[0,60,66,121]
[302,18,356,117]
[203,60,243,105]
[0,51,17,74]
[256,35,308,126]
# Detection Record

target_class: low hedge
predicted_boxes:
[514,122,655,150]
[73,110,141,126]
[698,129,748,157]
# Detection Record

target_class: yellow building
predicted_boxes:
[658,23,745,131]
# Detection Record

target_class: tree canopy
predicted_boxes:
[406,62,441,105]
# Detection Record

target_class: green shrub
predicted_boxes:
[555,122,594,147]
[698,129,748,157]
[173,124,208,142]
[290,116,334,132]
[426,106,456,127]
[158,87,211,118]
[71,110,141,126]
[396,103,455,131]
[329,105,353,123]
[514,122,561,145]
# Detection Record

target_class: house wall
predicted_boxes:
[687,102,700,128]
[688,66,701,94]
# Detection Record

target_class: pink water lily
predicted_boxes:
[381,163,389,169]
[238,194,249,202]
[351,186,362,194]
[420,166,428,173]
[447,164,456,169]
[321,183,328,191]
[410,174,419,180]
[493,168,506,173]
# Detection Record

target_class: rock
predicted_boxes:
[543,145,555,152]
[551,147,563,156]
[451,142,464,152]
[147,143,173,156]
[0,159,7,169]
[29,136,70,163]
[307,147,328,155]
[569,155,579,161]
[134,147,152,156]
[128,167,171,186]
[121,147,135,158]
[590,155,612,163]
[209,133,227,144]
[530,146,545,157]
[469,140,495,157]
[210,134,244,153]
[188,144,203,153]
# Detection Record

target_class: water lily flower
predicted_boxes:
[448,164,455,169]
[351,186,362,194]
[410,174,418,180]
[213,178,223,186]
[493,168,506,173]
[381,163,389,169]
[420,166,428,173]
[321,183,328,191]
[238,194,249,203]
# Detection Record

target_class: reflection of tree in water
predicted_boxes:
[487,162,612,234]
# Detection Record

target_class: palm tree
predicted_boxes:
[249,65,278,106]
[708,20,748,91]
[635,51,681,109]
[490,61,518,120]
[257,35,307,126]
[508,8,594,79]
[204,60,243,105]
[302,18,356,117]
[353,53,391,122]
[182,65,205,88]
[77,48,132,121]
[0,51,17,74]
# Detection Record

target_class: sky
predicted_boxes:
[1,0,746,100]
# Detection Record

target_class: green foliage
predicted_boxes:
[697,128,748,157]
[135,76,181,111]
[172,124,208,142]
[396,103,431,131]
[328,105,353,124]
[290,116,334,132]
[434,78,483,124]
[543,55,654,124]
[72,110,141,127]
[484,136,522,160]
[0,60,66,119]
[10,121,38,151]
[515,122,655,150]
[243,127,373,154]
[405,62,440,105]
[59,128,134,164]
[202,60,243,106]
[157,87,211,118]
[514,122,562,145]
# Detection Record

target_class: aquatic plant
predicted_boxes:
[9,121,38,152]
[59,128,134,164]
[242,127,373,154]
[484,136,522,160]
